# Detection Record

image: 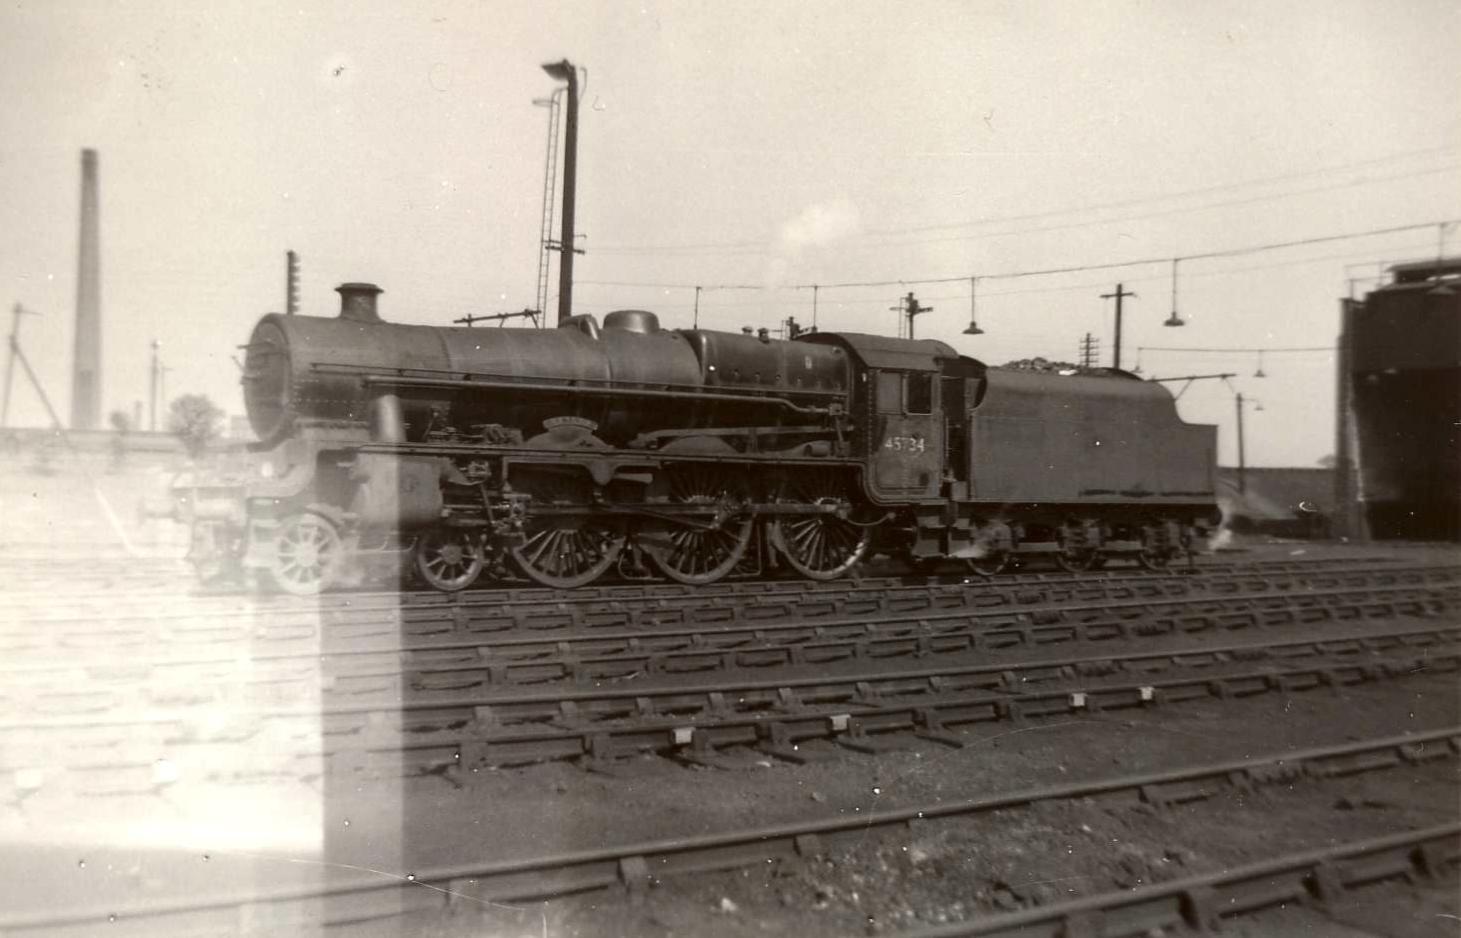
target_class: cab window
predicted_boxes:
[905,373,933,414]
[875,372,902,413]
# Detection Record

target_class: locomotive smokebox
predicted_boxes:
[337,282,384,323]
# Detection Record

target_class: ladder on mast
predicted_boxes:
[534,90,563,325]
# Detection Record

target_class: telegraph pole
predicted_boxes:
[149,339,161,431]
[1100,283,1136,370]
[542,60,580,324]
[3,303,40,427]
[1078,332,1099,369]
[285,250,299,315]
[1236,392,1247,494]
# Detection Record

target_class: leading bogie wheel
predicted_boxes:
[266,511,343,596]
[414,527,487,592]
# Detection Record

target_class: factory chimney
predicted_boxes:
[71,148,102,430]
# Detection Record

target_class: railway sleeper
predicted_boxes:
[1139,778,1218,808]
[742,599,800,619]
[797,645,855,666]
[910,707,966,748]
[865,638,920,659]
[1400,738,1461,763]
[835,725,901,755]
[755,721,816,764]
[1132,618,1176,637]
[983,629,1031,650]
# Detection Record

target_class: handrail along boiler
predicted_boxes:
[194,282,1219,593]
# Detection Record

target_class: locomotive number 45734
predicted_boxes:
[883,435,926,453]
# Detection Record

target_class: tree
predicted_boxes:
[168,393,224,460]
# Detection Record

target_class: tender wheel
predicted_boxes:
[414,527,486,592]
[964,550,1008,577]
[1054,548,1098,573]
[1137,524,1175,570]
[1054,523,1099,574]
[1136,551,1169,571]
[639,465,752,585]
[266,511,343,596]
[768,473,871,581]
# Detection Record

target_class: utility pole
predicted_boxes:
[892,292,932,339]
[1078,332,1099,369]
[1100,283,1136,370]
[3,303,40,427]
[542,60,580,325]
[149,339,161,431]
[1236,392,1247,494]
[285,250,299,315]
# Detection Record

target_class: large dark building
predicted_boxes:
[1336,257,1461,540]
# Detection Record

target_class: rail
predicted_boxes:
[2,727,1453,933]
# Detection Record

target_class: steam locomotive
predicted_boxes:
[187,282,1219,593]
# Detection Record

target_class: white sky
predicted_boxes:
[2,0,1459,465]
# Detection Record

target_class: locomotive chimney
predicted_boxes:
[337,282,383,323]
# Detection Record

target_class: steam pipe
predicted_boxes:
[356,373,839,416]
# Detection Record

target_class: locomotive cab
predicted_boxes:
[801,333,964,504]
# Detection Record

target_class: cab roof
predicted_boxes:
[801,332,957,372]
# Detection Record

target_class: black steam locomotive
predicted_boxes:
[187,282,1218,593]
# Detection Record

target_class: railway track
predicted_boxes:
[0,553,1412,623]
[5,578,1455,715]
[3,560,1453,663]
[5,572,1455,727]
[4,724,1453,935]
[4,621,1454,787]
[902,823,1459,937]
[2,575,1454,718]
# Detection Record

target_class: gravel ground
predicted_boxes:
[328,663,1459,937]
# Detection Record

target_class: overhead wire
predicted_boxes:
[1139,346,1334,353]
[588,148,1461,255]
[574,232,1451,312]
